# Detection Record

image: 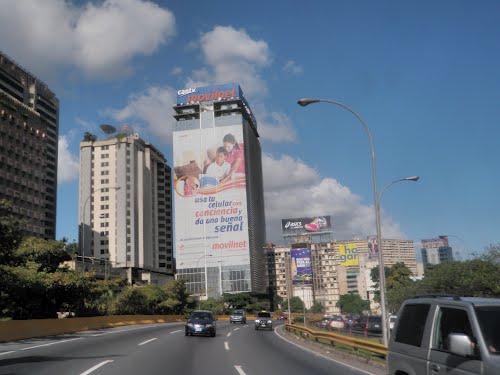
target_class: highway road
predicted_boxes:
[0,321,377,375]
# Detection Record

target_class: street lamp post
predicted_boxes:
[196,254,212,308]
[378,175,419,338]
[297,98,388,346]
[81,186,120,275]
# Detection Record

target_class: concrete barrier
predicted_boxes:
[0,315,185,343]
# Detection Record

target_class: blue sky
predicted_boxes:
[2,0,499,259]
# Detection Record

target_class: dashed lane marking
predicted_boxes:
[80,360,114,375]
[138,338,157,346]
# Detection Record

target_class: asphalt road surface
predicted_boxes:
[0,321,377,375]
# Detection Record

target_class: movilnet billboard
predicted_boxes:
[281,216,332,236]
[291,248,313,285]
[422,236,449,249]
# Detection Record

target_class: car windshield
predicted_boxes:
[191,312,212,320]
[474,306,500,354]
[257,312,271,318]
[369,316,382,323]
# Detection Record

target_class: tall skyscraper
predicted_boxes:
[79,134,173,274]
[0,51,58,239]
[173,83,266,297]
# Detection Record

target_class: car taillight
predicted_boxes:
[365,323,369,329]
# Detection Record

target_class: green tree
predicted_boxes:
[370,265,391,303]
[111,286,148,315]
[421,260,500,297]
[199,297,225,314]
[309,301,324,314]
[336,293,370,315]
[15,237,71,272]
[479,243,500,265]
[163,279,196,314]
[289,296,304,313]
[386,262,413,290]
[223,292,253,310]
[0,199,23,265]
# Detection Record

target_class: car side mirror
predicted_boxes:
[448,333,474,357]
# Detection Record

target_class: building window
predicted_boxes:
[101,170,109,175]
[101,162,109,167]
[100,179,109,184]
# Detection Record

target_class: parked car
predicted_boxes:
[230,310,246,324]
[354,315,382,333]
[185,310,216,337]
[388,295,500,375]
[329,315,345,330]
[388,315,397,331]
[255,311,273,330]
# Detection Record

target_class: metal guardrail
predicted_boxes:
[285,323,388,357]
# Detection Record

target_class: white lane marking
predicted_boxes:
[170,330,182,334]
[138,338,157,346]
[224,341,230,350]
[274,326,376,375]
[21,337,82,351]
[227,332,232,337]
[91,324,167,337]
[235,365,246,375]
[0,351,15,356]
[234,327,240,331]
[80,360,114,375]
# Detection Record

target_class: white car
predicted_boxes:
[389,315,397,331]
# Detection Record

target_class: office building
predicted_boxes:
[421,236,454,267]
[79,134,173,274]
[173,83,266,297]
[0,51,58,238]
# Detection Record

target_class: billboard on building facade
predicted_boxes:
[421,236,449,249]
[281,216,332,236]
[367,235,378,260]
[339,243,359,266]
[173,121,249,267]
[291,248,313,285]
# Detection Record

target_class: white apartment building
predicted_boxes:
[79,134,173,274]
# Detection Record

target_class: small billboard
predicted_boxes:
[281,216,332,236]
[290,248,313,285]
[367,236,378,260]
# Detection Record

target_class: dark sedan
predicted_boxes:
[185,310,216,337]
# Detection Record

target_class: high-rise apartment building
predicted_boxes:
[0,52,58,238]
[173,83,266,297]
[79,134,173,273]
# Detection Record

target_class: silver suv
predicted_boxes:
[388,295,500,375]
[255,311,273,331]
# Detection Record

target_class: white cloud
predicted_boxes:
[171,67,183,75]
[0,0,175,78]
[254,109,297,143]
[262,153,404,244]
[105,85,177,143]
[283,60,303,75]
[58,136,80,184]
[187,26,271,98]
